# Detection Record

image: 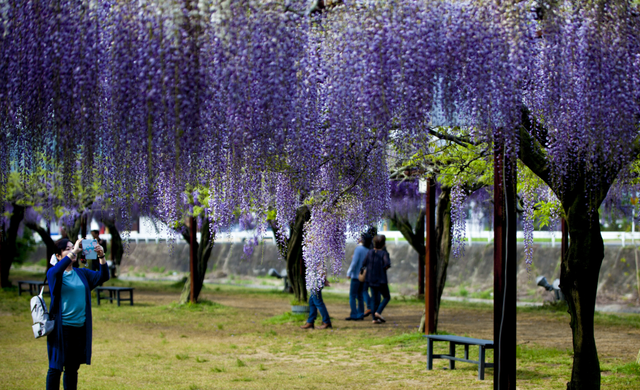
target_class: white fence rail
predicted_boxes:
[37,229,640,247]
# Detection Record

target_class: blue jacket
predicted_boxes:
[362,248,391,286]
[47,256,110,369]
[347,245,369,279]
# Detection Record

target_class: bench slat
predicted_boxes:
[425,335,494,347]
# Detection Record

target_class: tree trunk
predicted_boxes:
[268,205,311,303]
[287,206,311,303]
[1,204,25,288]
[180,217,215,304]
[562,192,606,390]
[518,111,609,389]
[390,211,426,297]
[23,221,58,280]
[434,187,452,332]
[102,219,123,277]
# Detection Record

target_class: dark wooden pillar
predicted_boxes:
[189,216,197,303]
[493,143,517,390]
[561,218,568,261]
[425,176,436,334]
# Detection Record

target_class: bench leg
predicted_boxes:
[129,291,133,306]
[96,290,101,305]
[449,342,456,370]
[464,345,469,360]
[427,339,433,370]
[478,346,486,380]
[117,291,121,307]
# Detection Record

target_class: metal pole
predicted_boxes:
[425,176,436,334]
[189,216,197,304]
[493,143,517,390]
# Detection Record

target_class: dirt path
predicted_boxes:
[157,289,640,361]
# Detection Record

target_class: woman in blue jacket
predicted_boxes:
[46,238,110,390]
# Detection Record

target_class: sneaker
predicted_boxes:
[375,313,386,323]
[300,322,314,329]
[372,319,382,324]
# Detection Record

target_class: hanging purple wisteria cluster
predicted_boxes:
[2,0,639,291]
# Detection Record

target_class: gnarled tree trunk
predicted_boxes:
[270,205,311,304]
[0,203,25,288]
[180,216,215,304]
[519,114,611,390]
[562,185,608,390]
[23,221,58,279]
[286,206,311,303]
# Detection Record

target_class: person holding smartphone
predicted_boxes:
[46,238,109,390]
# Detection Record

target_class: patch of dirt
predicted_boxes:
[174,289,640,360]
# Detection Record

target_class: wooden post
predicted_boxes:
[80,214,88,239]
[425,176,436,334]
[493,143,517,390]
[561,218,568,261]
[189,216,197,304]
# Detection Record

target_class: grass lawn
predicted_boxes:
[2,270,639,389]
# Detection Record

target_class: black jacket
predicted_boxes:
[362,248,391,286]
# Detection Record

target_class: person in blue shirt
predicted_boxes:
[344,233,371,320]
[46,238,109,390]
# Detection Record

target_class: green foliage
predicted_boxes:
[14,227,38,265]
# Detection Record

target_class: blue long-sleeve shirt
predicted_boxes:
[347,245,369,279]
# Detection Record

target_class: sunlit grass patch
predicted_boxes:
[262,311,307,325]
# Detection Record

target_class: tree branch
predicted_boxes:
[427,128,480,147]
[518,108,553,189]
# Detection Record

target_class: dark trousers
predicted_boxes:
[370,284,391,316]
[348,278,365,319]
[46,324,86,390]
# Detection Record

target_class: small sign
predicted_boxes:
[418,178,427,193]
[81,239,98,260]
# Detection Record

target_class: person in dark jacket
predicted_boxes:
[46,238,109,390]
[362,234,391,324]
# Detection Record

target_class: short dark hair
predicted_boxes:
[54,239,71,256]
[360,233,373,249]
[373,234,386,249]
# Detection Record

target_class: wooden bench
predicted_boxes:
[18,280,49,296]
[425,335,494,380]
[95,287,134,306]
